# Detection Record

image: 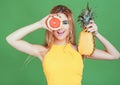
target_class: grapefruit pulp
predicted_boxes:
[46,16,62,30]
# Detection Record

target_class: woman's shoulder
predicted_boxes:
[70,43,78,51]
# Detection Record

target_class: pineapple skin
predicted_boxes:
[78,30,95,56]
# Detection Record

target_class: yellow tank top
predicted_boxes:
[42,43,84,85]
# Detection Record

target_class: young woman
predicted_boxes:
[6,5,120,85]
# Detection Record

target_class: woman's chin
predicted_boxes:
[55,36,66,41]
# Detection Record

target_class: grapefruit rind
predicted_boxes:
[46,16,62,30]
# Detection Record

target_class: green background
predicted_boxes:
[0,0,120,85]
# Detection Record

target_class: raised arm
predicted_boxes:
[86,20,120,60]
[6,15,51,61]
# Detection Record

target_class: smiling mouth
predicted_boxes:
[57,31,65,35]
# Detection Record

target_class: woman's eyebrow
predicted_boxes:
[62,20,68,22]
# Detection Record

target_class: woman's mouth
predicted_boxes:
[57,31,65,35]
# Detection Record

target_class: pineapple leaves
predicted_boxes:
[77,3,94,27]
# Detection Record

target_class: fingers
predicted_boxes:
[86,20,95,28]
[87,28,96,33]
[40,14,53,31]
[85,20,98,34]
[49,14,58,17]
[89,20,94,24]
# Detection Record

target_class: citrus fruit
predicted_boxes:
[46,16,62,30]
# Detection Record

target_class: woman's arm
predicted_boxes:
[91,33,120,60]
[6,15,50,60]
[86,20,120,60]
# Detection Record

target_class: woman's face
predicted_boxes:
[53,13,70,41]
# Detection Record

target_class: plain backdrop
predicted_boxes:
[0,0,120,85]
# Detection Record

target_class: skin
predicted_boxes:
[52,13,70,45]
[6,13,120,62]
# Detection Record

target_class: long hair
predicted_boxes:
[45,5,76,47]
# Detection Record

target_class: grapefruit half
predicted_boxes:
[46,16,62,30]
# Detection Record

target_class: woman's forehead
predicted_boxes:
[57,13,67,20]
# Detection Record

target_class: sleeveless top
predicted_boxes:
[42,43,84,85]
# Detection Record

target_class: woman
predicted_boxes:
[6,5,120,85]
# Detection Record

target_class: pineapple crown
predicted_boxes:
[78,3,94,27]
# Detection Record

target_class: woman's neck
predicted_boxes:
[54,39,68,46]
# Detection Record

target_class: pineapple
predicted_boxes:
[78,4,95,57]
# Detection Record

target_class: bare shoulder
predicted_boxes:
[70,44,78,51]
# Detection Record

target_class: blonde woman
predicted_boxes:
[6,5,120,85]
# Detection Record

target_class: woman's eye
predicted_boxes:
[62,20,68,24]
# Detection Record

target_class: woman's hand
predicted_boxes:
[85,20,120,60]
[86,20,98,36]
[39,14,53,32]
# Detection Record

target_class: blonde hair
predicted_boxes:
[45,5,76,47]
